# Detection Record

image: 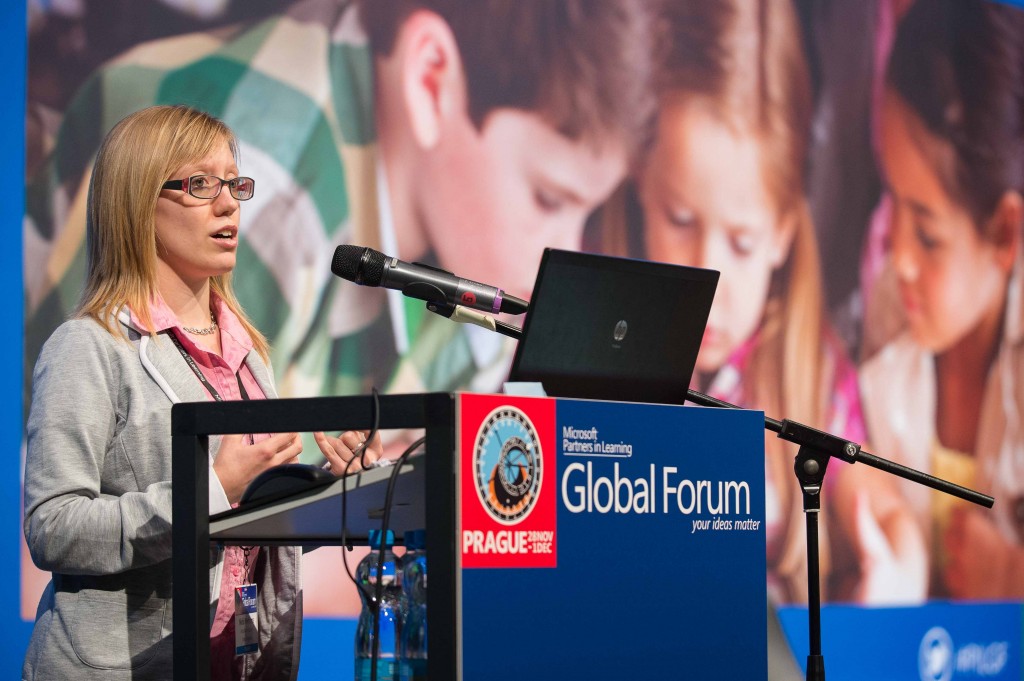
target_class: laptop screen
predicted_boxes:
[508,248,718,405]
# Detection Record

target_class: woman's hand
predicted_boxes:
[314,430,383,475]
[213,432,303,505]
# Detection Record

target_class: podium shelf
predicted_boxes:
[209,458,426,546]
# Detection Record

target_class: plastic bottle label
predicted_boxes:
[356,658,396,681]
[399,659,428,681]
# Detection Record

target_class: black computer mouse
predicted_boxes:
[239,463,335,505]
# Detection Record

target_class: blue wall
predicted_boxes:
[3,2,27,677]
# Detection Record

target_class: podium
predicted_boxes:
[172,392,768,680]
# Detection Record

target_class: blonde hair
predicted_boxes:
[605,0,827,424]
[732,1,824,427]
[76,105,269,360]
[670,0,826,423]
[599,0,830,601]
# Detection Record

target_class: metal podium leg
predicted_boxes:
[173,433,210,681]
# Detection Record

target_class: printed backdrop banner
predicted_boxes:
[13,0,1024,678]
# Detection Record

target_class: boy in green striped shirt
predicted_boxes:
[25,0,659,401]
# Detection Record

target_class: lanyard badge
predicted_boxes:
[234,583,259,656]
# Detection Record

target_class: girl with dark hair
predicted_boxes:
[861,0,1024,599]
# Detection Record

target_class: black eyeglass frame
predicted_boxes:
[161,175,256,201]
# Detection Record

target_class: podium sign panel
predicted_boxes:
[169,393,765,680]
[457,394,768,679]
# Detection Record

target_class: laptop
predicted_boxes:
[508,248,718,405]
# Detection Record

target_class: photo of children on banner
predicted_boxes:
[25,0,1021,639]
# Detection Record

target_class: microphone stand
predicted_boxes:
[426,302,995,681]
[682,390,992,681]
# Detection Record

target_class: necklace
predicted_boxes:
[182,313,218,336]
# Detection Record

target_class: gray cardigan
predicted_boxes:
[22,314,302,680]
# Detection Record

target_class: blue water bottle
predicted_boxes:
[398,530,420,615]
[400,529,428,681]
[355,529,402,681]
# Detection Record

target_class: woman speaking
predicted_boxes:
[22,105,379,680]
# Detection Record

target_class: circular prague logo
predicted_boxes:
[473,406,543,525]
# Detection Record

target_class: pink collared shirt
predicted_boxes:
[133,295,268,681]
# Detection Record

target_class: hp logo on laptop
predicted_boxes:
[613,320,628,342]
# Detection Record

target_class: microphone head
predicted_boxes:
[332,245,386,286]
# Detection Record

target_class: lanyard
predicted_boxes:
[167,331,250,402]
[170,330,259,571]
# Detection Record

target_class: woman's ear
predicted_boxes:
[988,190,1022,273]
[395,9,465,150]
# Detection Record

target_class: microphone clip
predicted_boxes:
[425,301,522,340]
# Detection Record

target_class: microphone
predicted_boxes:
[331,245,529,315]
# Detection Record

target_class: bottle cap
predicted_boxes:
[367,529,395,548]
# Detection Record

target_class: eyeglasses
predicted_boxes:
[162,175,255,201]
